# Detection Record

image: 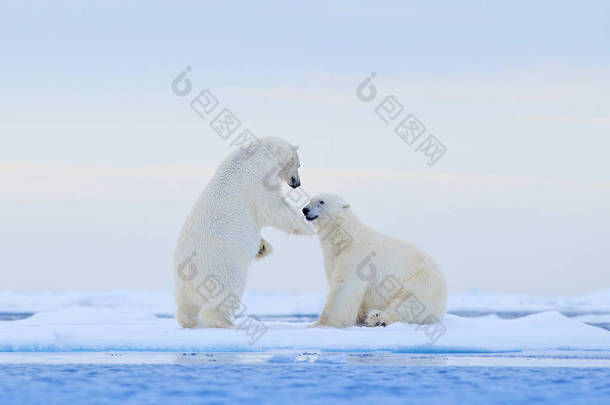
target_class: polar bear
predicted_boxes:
[174,137,313,328]
[302,193,446,328]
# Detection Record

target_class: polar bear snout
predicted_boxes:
[302,206,318,221]
[303,193,347,222]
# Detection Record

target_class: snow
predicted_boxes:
[448,289,610,313]
[0,289,609,353]
[0,290,176,315]
[2,288,610,316]
[0,290,325,316]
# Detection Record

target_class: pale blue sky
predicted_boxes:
[1,1,609,294]
[2,1,609,177]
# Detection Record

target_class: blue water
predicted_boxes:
[1,363,609,405]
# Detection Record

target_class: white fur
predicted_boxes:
[174,137,313,328]
[304,193,447,328]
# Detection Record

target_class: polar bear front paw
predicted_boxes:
[292,221,316,236]
[365,310,390,327]
[255,238,272,259]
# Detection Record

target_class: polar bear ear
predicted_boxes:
[342,204,350,209]
[291,145,300,151]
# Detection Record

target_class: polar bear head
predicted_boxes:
[258,137,302,189]
[302,193,351,222]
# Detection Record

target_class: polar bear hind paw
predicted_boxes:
[176,310,199,328]
[198,308,236,329]
[365,310,391,327]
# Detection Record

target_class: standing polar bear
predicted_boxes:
[174,137,313,328]
[302,193,447,328]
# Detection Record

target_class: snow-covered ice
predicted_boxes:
[0,290,609,353]
[448,289,610,313]
[3,289,610,316]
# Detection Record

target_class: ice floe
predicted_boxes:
[0,289,608,353]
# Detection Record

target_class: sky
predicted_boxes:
[1,0,609,295]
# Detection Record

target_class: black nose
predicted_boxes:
[302,207,310,215]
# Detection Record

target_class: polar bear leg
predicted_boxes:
[255,237,272,259]
[198,306,236,328]
[176,300,201,328]
[315,278,367,328]
[365,289,416,327]
[267,202,315,236]
[365,289,441,327]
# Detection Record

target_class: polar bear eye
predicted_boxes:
[319,201,324,205]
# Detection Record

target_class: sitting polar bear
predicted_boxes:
[302,193,447,328]
[174,137,313,328]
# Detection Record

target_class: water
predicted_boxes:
[0,361,609,405]
[1,352,610,404]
